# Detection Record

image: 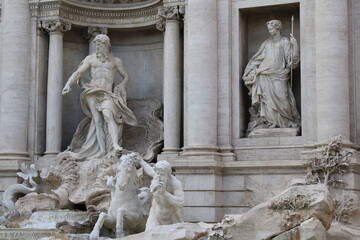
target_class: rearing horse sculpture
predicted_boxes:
[89,152,151,239]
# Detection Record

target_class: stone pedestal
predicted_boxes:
[42,20,71,157]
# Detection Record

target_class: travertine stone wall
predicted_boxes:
[62,30,88,150]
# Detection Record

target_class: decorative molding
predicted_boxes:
[158,6,180,21]
[76,0,152,4]
[42,19,72,34]
[29,0,163,28]
[156,5,185,32]
[163,0,185,5]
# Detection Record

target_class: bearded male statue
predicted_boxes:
[136,158,184,230]
[242,20,300,136]
[62,34,137,159]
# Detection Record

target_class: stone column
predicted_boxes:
[0,0,31,162]
[315,0,350,142]
[86,27,108,54]
[42,20,71,156]
[157,6,184,155]
[183,0,218,156]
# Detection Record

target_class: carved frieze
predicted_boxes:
[29,0,164,28]
[76,0,152,3]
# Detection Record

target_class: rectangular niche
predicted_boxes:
[237,3,301,138]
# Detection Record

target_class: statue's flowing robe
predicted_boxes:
[68,82,137,159]
[243,36,300,129]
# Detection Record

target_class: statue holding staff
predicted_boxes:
[242,19,300,135]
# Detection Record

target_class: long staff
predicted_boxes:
[290,15,294,88]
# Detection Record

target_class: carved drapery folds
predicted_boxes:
[42,19,71,35]
[156,5,185,31]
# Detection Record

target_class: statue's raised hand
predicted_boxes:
[62,85,71,95]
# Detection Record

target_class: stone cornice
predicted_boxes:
[29,0,174,28]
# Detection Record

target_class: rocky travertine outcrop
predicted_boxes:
[209,184,335,240]
[273,218,326,240]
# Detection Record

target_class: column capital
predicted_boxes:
[42,19,71,35]
[83,27,108,41]
[156,5,185,31]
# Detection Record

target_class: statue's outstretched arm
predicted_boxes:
[138,159,155,178]
[62,56,91,95]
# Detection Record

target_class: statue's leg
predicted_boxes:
[115,208,126,238]
[89,212,108,240]
[87,97,107,155]
[102,109,122,151]
[123,211,143,234]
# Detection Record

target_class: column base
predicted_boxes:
[182,145,220,157]
[158,151,181,161]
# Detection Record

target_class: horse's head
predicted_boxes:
[116,152,140,191]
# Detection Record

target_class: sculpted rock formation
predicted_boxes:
[209,184,335,240]
[273,217,327,240]
[121,222,212,240]
[242,19,300,137]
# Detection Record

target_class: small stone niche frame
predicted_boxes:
[232,2,302,139]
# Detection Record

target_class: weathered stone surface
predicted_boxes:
[272,218,326,240]
[327,221,360,240]
[119,222,212,240]
[219,184,335,240]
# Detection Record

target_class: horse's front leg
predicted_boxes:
[116,208,126,238]
[89,212,108,240]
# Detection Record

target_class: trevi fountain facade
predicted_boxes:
[0,0,360,239]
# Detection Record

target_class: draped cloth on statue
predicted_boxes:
[243,36,300,130]
[68,82,137,159]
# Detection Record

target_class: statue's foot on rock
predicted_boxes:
[113,144,123,152]
[89,230,100,240]
[116,230,125,238]
[93,151,107,159]
[269,123,277,128]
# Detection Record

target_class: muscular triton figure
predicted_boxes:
[62,34,137,159]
